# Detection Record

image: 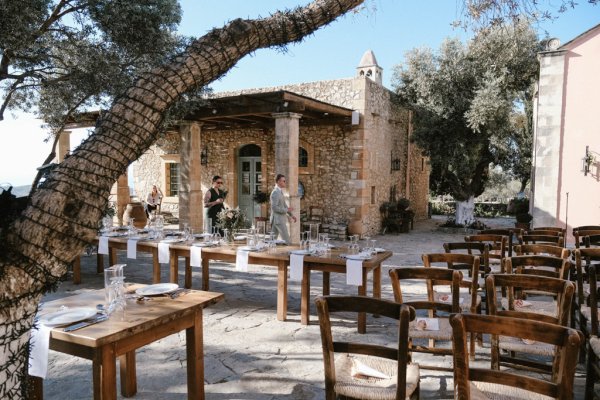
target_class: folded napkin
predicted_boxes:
[351,358,391,380]
[236,248,249,272]
[98,236,109,255]
[158,242,170,264]
[190,246,202,267]
[28,322,52,378]
[346,259,363,286]
[127,239,138,259]
[290,254,304,281]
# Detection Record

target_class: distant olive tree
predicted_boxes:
[393,20,541,224]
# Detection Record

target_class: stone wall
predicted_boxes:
[132,76,429,235]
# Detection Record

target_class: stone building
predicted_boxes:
[109,50,429,242]
[531,24,600,238]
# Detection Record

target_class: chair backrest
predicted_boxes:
[315,295,415,400]
[443,242,490,273]
[527,229,564,237]
[479,229,523,257]
[451,313,582,400]
[388,267,462,314]
[513,244,570,259]
[573,229,600,249]
[485,273,574,326]
[422,253,480,299]
[533,226,567,234]
[522,234,564,247]
[464,234,507,261]
[573,225,600,234]
[502,255,571,280]
[584,234,600,248]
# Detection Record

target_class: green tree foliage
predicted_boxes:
[392,20,540,202]
[0,0,186,130]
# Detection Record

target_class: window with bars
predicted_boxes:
[166,163,180,196]
[299,147,308,168]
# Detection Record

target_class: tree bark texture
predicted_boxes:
[455,196,475,226]
[0,0,364,397]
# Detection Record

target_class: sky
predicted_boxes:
[1,0,599,187]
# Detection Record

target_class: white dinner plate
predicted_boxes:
[238,246,258,251]
[193,233,212,238]
[234,235,247,241]
[135,283,179,296]
[374,248,386,253]
[290,249,314,255]
[39,307,97,327]
[193,242,216,247]
[344,254,372,261]
[160,238,183,244]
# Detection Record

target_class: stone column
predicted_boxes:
[116,173,130,226]
[57,130,71,162]
[272,112,301,244]
[179,122,203,231]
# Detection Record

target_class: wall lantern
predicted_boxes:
[200,146,208,166]
[584,145,595,176]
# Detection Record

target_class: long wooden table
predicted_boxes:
[29,286,224,400]
[169,243,392,332]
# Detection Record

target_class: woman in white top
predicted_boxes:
[146,185,163,216]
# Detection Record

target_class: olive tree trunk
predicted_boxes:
[0,0,364,397]
[455,196,475,226]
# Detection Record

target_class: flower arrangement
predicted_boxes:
[215,207,249,232]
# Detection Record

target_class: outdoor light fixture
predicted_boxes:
[200,146,208,166]
[584,145,595,176]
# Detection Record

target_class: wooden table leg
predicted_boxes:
[373,265,381,300]
[26,375,43,400]
[152,249,160,283]
[92,359,101,400]
[109,247,118,267]
[170,252,179,285]
[201,258,210,291]
[119,351,137,397]
[301,265,311,325]
[357,268,368,334]
[97,253,104,273]
[277,261,288,321]
[323,271,330,296]
[184,256,192,289]
[186,309,204,400]
[73,255,81,284]
[100,344,118,400]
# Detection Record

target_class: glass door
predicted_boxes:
[238,157,262,222]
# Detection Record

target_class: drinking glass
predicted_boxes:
[104,264,125,315]
[204,218,212,234]
[370,239,377,256]
[127,218,136,237]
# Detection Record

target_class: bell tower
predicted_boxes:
[356,49,383,85]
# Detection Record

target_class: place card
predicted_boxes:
[346,259,363,286]
[290,253,304,281]
[98,236,109,255]
[190,246,202,267]
[158,242,170,264]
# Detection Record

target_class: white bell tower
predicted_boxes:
[356,49,383,85]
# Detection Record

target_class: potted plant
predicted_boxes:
[511,197,532,229]
[515,212,533,230]
[252,190,269,222]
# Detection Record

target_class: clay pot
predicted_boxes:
[123,202,147,228]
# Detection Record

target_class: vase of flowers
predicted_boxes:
[216,207,249,242]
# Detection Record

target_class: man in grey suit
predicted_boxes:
[270,174,297,244]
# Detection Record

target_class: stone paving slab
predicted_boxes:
[38,216,587,399]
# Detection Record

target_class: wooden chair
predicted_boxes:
[575,249,600,347]
[443,242,490,286]
[485,273,575,377]
[585,264,600,400]
[388,267,462,370]
[513,243,570,259]
[423,253,483,352]
[503,255,570,280]
[451,313,582,400]
[464,234,508,273]
[584,234,600,249]
[315,295,420,400]
[479,229,523,257]
[522,233,564,247]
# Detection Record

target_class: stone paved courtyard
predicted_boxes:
[38,216,587,399]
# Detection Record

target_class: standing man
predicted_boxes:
[204,175,226,234]
[270,174,296,244]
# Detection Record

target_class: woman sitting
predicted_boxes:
[146,185,163,217]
